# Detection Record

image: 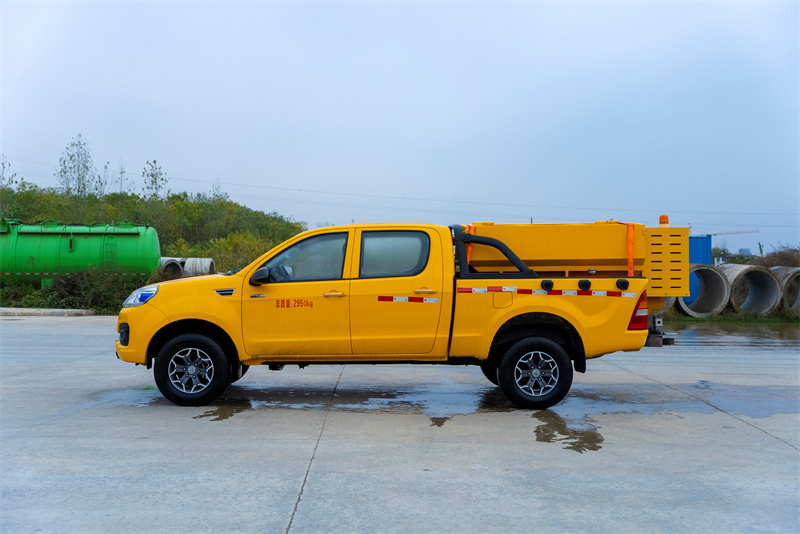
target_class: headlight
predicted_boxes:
[123,286,159,308]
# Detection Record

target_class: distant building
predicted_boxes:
[738,248,751,256]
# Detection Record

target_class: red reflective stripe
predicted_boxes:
[456,287,640,298]
[378,296,439,303]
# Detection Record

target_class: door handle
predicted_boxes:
[324,291,347,297]
[414,289,438,294]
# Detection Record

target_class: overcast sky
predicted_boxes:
[2,0,797,253]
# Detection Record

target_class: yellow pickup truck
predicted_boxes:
[116,220,688,409]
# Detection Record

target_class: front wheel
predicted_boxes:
[498,337,573,409]
[154,334,230,406]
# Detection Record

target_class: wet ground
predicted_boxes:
[1,316,798,533]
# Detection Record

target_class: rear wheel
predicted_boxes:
[154,334,230,406]
[498,337,573,409]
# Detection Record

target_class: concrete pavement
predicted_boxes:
[1,316,798,533]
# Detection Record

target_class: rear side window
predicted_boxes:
[360,231,430,278]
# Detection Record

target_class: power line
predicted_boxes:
[6,158,56,167]
[6,163,798,221]
[217,190,798,229]
[167,176,799,218]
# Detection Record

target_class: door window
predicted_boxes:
[360,231,430,278]
[266,233,347,282]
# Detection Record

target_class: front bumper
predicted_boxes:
[115,305,170,365]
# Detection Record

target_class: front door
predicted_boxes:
[242,231,352,357]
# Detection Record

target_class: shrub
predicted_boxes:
[0,270,150,315]
[751,245,800,268]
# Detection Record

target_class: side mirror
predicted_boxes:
[250,267,270,286]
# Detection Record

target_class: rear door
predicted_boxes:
[349,228,444,356]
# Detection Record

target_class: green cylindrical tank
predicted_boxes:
[0,219,160,281]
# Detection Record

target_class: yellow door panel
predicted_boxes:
[242,280,351,357]
[350,229,443,355]
[242,231,352,357]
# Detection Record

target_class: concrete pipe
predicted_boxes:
[770,266,800,314]
[650,296,676,316]
[159,257,184,279]
[675,264,731,317]
[182,258,216,277]
[719,264,782,316]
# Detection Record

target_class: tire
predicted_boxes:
[229,363,249,384]
[479,362,499,386]
[154,334,230,406]
[497,337,573,409]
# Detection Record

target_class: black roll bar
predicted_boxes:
[450,225,538,280]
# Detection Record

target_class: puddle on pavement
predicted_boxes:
[531,410,604,453]
[69,324,799,452]
[71,379,799,454]
[60,387,162,416]
[665,321,799,350]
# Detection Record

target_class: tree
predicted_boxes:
[142,160,168,200]
[208,177,228,260]
[116,160,128,194]
[0,155,18,215]
[711,246,730,260]
[141,160,170,231]
[114,159,128,220]
[55,133,96,197]
[96,161,110,200]
[0,155,17,188]
[54,133,107,222]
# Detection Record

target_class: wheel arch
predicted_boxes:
[147,319,239,369]
[488,312,586,373]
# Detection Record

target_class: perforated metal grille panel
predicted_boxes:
[644,227,689,297]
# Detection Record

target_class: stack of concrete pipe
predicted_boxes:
[183,258,216,277]
[159,257,185,279]
[159,257,217,279]
[674,264,731,317]
[770,266,800,314]
[719,264,782,315]
[665,263,798,317]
